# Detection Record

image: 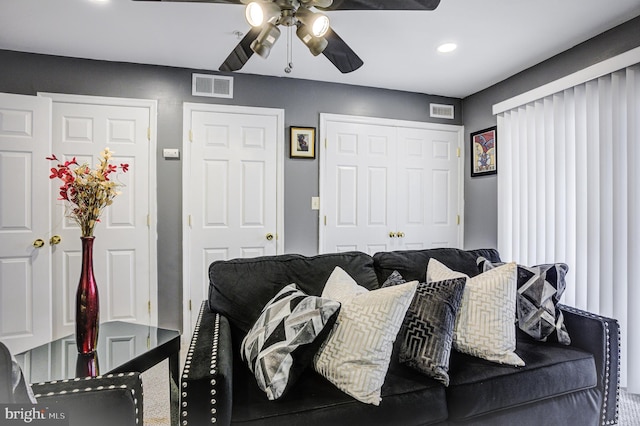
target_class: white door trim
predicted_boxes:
[319,113,464,253]
[182,103,285,337]
[38,92,159,326]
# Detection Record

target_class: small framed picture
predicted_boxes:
[470,126,497,177]
[290,127,316,159]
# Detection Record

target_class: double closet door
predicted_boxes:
[320,114,463,255]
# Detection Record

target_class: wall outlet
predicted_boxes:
[311,197,320,210]
[163,148,180,159]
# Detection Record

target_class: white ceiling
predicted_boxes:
[1,0,640,98]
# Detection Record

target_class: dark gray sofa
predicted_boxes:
[180,248,619,426]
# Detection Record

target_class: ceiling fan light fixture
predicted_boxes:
[296,24,328,56]
[250,22,281,58]
[245,2,281,27]
[295,7,330,37]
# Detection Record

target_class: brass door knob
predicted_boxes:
[266,233,274,241]
[33,239,45,248]
[397,232,405,238]
[50,235,62,245]
[389,232,396,238]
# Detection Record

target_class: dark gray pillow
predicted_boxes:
[477,257,571,345]
[384,271,466,386]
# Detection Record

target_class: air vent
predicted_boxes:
[430,103,455,119]
[192,73,233,98]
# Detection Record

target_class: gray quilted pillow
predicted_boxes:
[386,272,466,385]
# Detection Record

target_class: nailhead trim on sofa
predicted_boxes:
[560,304,620,426]
[181,301,223,425]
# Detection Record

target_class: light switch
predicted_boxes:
[163,148,180,159]
[311,197,320,210]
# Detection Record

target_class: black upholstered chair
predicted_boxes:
[1,341,143,426]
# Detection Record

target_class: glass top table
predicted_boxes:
[15,321,181,424]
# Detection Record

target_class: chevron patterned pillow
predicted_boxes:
[313,266,418,405]
[477,257,571,345]
[427,259,524,367]
[241,283,341,400]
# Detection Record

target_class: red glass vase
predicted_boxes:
[76,236,100,354]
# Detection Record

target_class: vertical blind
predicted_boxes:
[496,65,640,392]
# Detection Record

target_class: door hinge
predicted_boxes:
[147,127,151,141]
[324,215,327,226]
[147,335,151,348]
[456,147,461,158]
[457,214,461,225]
[324,138,327,149]
[189,129,193,142]
[188,214,192,227]
[147,214,151,227]
[188,300,192,311]
[147,300,151,314]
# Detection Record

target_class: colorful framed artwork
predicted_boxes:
[470,126,497,177]
[290,127,316,159]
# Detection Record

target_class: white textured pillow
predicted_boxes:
[313,266,418,405]
[427,259,524,367]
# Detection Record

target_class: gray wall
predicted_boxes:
[0,49,461,329]
[462,15,640,250]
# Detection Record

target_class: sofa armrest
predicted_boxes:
[181,301,233,426]
[559,304,620,426]
[31,372,143,426]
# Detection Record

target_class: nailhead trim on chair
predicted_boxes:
[561,305,620,426]
[32,373,141,424]
[181,301,220,425]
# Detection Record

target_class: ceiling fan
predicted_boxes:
[133,0,441,74]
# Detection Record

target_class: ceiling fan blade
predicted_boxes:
[318,0,440,11]
[219,27,261,72]
[322,28,363,74]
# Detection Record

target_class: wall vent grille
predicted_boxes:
[192,73,233,98]
[429,103,455,119]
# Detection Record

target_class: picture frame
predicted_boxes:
[470,126,497,177]
[290,127,316,159]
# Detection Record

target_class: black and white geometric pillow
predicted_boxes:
[385,272,466,386]
[241,283,341,400]
[477,257,571,345]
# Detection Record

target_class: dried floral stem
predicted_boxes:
[47,148,129,237]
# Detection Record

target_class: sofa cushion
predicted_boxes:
[231,357,448,426]
[427,259,524,367]
[313,267,418,405]
[382,271,466,386]
[446,340,597,421]
[208,252,379,334]
[373,247,502,285]
[478,257,571,345]
[240,284,341,400]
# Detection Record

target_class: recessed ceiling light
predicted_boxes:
[437,43,458,53]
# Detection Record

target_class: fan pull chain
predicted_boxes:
[285,26,293,73]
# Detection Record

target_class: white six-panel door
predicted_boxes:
[46,94,156,339]
[183,103,284,334]
[396,126,461,249]
[0,93,53,353]
[321,119,398,254]
[320,114,463,254]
